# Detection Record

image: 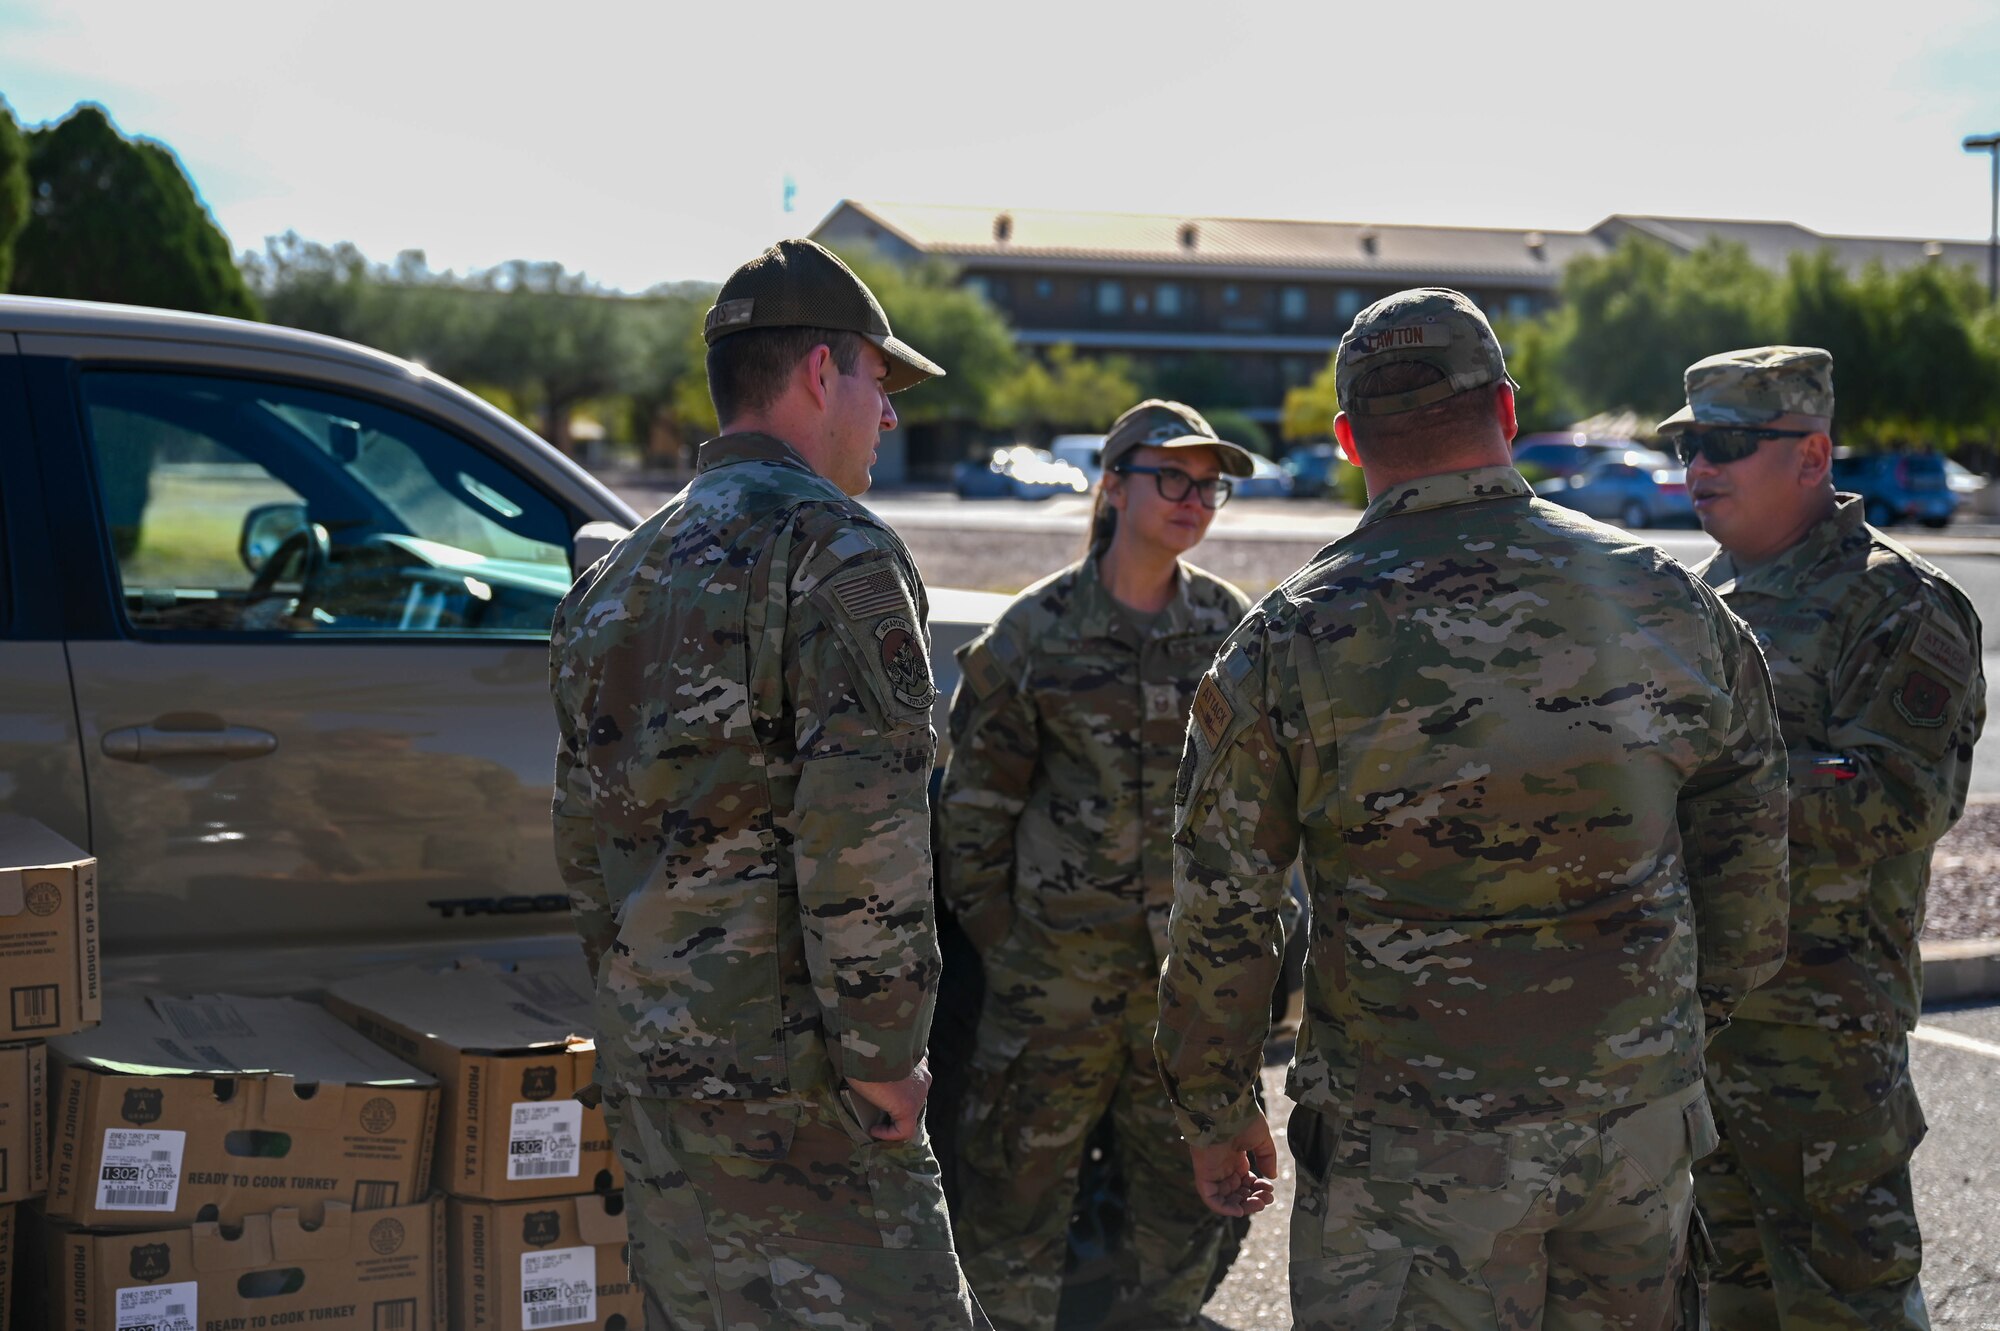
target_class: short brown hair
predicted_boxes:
[706,326,865,425]
[1344,362,1501,463]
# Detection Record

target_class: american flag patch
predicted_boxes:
[832,567,909,620]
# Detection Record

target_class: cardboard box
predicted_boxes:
[324,959,619,1202]
[0,1043,47,1205]
[447,1192,640,1331]
[0,1203,16,1331]
[52,1196,444,1331]
[47,996,438,1228]
[0,816,101,1041]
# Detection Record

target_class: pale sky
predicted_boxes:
[3,0,1997,292]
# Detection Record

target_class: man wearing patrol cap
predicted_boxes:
[549,237,986,1329]
[1667,346,1985,1328]
[1156,287,1790,1328]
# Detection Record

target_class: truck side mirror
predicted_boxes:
[571,521,630,578]
[240,503,312,575]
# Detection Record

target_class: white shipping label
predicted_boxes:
[520,1245,597,1328]
[507,1101,582,1181]
[116,1280,198,1331]
[97,1129,186,1211]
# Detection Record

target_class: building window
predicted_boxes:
[1097,280,1124,316]
[1336,288,1364,322]
[964,275,989,300]
[1506,293,1534,322]
[1280,356,1316,388]
[1280,286,1308,322]
[1156,282,1183,317]
[1035,278,1054,301]
[988,276,1012,305]
[1222,284,1240,307]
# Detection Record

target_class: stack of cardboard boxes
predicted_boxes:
[3,819,626,1331]
[1,816,102,1330]
[41,994,446,1329]
[324,959,637,1331]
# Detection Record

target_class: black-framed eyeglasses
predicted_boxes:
[1113,463,1234,509]
[1671,427,1814,467]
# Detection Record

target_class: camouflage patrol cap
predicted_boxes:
[1334,287,1518,416]
[1101,399,1257,477]
[1656,346,1834,433]
[703,238,946,393]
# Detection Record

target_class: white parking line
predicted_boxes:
[1911,1025,2000,1060]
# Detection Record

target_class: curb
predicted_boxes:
[1922,938,2000,1007]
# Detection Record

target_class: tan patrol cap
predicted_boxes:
[1334,287,1517,416]
[1101,399,1257,478]
[703,238,946,393]
[1656,346,1834,433]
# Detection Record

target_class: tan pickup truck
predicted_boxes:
[0,295,997,994]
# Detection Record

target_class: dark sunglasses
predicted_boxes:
[1113,463,1234,509]
[1671,428,1813,467]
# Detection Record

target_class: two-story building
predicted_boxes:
[811,200,1987,477]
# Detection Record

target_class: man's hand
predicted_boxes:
[845,1061,934,1142]
[1189,1116,1280,1217]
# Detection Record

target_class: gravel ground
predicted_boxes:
[1928,800,2000,942]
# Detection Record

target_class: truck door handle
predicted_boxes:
[101,725,279,763]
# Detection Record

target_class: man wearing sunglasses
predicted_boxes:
[1157,288,1789,1329]
[1669,346,1986,1329]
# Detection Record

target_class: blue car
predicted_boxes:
[1538,448,1693,528]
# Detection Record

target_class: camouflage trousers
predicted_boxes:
[1697,1020,1929,1329]
[954,945,1226,1331]
[1288,1084,1713,1330]
[604,1087,989,1330]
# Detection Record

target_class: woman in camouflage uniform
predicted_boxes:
[941,400,1256,1331]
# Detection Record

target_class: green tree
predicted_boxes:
[1553,235,1778,419]
[1200,407,1272,457]
[991,344,1142,436]
[826,249,1021,427]
[1780,251,1998,448]
[0,96,27,291]
[11,104,257,318]
[1280,358,1341,443]
[468,261,638,456]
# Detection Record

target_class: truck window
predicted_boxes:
[80,372,572,636]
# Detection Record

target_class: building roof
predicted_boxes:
[822,201,1598,284]
[817,201,1990,284]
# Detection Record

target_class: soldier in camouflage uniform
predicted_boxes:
[1666,347,1986,1329]
[942,400,1255,1330]
[549,238,986,1330]
[1156,288,1793,1330]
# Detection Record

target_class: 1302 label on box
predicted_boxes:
[508,1101,581,1181]
[98,1129,186,1211]
[521,1245,596,1328]
[115,1280,198,1331]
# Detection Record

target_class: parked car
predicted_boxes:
[0,295,1004,993]
[1048,433,1106,488]
[1280,443,1341,498]
[1537,448,1693,528]
[1945,458,1987,496]
[1512,433,1639,483]
[1233,452,1295,500]
[952,444,1091,500]
[1830,453,1959,528]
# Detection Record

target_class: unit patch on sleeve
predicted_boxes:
[1891,668,1952,728]
[876,616,935,710]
